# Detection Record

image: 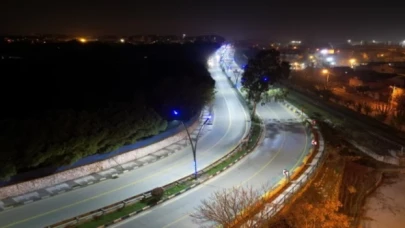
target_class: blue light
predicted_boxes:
[207,115,212,119]
[263,76,268,81]
[173,110,179,115]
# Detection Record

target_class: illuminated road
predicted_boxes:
[0,50,249,228]
[112,45,311,228]
[112,101,311,228]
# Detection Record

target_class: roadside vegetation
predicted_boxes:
[0,42,218,181]
[264,121,390,228]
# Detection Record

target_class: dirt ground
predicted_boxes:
[361,173,405,228]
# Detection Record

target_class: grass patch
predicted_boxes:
[77,201,147,228]
[164,182,191,196]
[76,121,263,228]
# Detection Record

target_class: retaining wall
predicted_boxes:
[0,119,200,200]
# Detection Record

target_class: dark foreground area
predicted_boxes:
[0,41,218,181]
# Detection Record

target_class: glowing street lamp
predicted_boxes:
[322,69,330,87]
[349,58,356,68]
[78,38,87,43]
[173,110,212,180]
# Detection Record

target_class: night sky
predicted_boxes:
[1,0,404,42]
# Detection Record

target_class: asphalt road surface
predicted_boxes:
[0,51,249,228]
[112,102,311,228]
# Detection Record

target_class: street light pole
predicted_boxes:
[322,69,330,88]
[173,110,211,180]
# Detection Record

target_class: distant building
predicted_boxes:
[280,49,304,63]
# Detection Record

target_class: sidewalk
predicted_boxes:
[0,107,213,211]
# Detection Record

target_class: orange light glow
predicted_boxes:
[78,38,87,43]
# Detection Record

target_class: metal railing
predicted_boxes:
[241,102,326,227]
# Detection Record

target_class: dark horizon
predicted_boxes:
[1,1,405,43]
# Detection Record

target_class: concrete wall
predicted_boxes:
[0,119,200,200]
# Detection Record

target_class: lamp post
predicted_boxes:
[173,110,211,180]
[322,69,330,87]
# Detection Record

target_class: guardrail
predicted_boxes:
[48,121,258,228]
[237,101,326,227]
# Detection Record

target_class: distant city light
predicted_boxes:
[78,38,87,43]
[320,49,328,55]
[120,38,125,43]
[326,57,333,62]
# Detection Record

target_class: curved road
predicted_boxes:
[112,102,311,227]
[0,51,249,228]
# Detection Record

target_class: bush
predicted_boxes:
[149,187,165,204]
[0,164,16,181]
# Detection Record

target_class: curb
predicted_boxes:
[69,125,265,228]
[236,101,326,227]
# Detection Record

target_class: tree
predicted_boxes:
[281,61,291,79]
[190,186,264,227]
[241,49,286,116]
[0,43,217,181]
[267,185,351,228]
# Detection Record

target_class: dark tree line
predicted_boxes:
[241,49,290,115]
[0,42,218,180]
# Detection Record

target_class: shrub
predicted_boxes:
[151,187,165,201]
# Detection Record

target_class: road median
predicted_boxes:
[48,118,264,228]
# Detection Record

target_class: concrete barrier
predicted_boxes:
[0,118,200,200]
